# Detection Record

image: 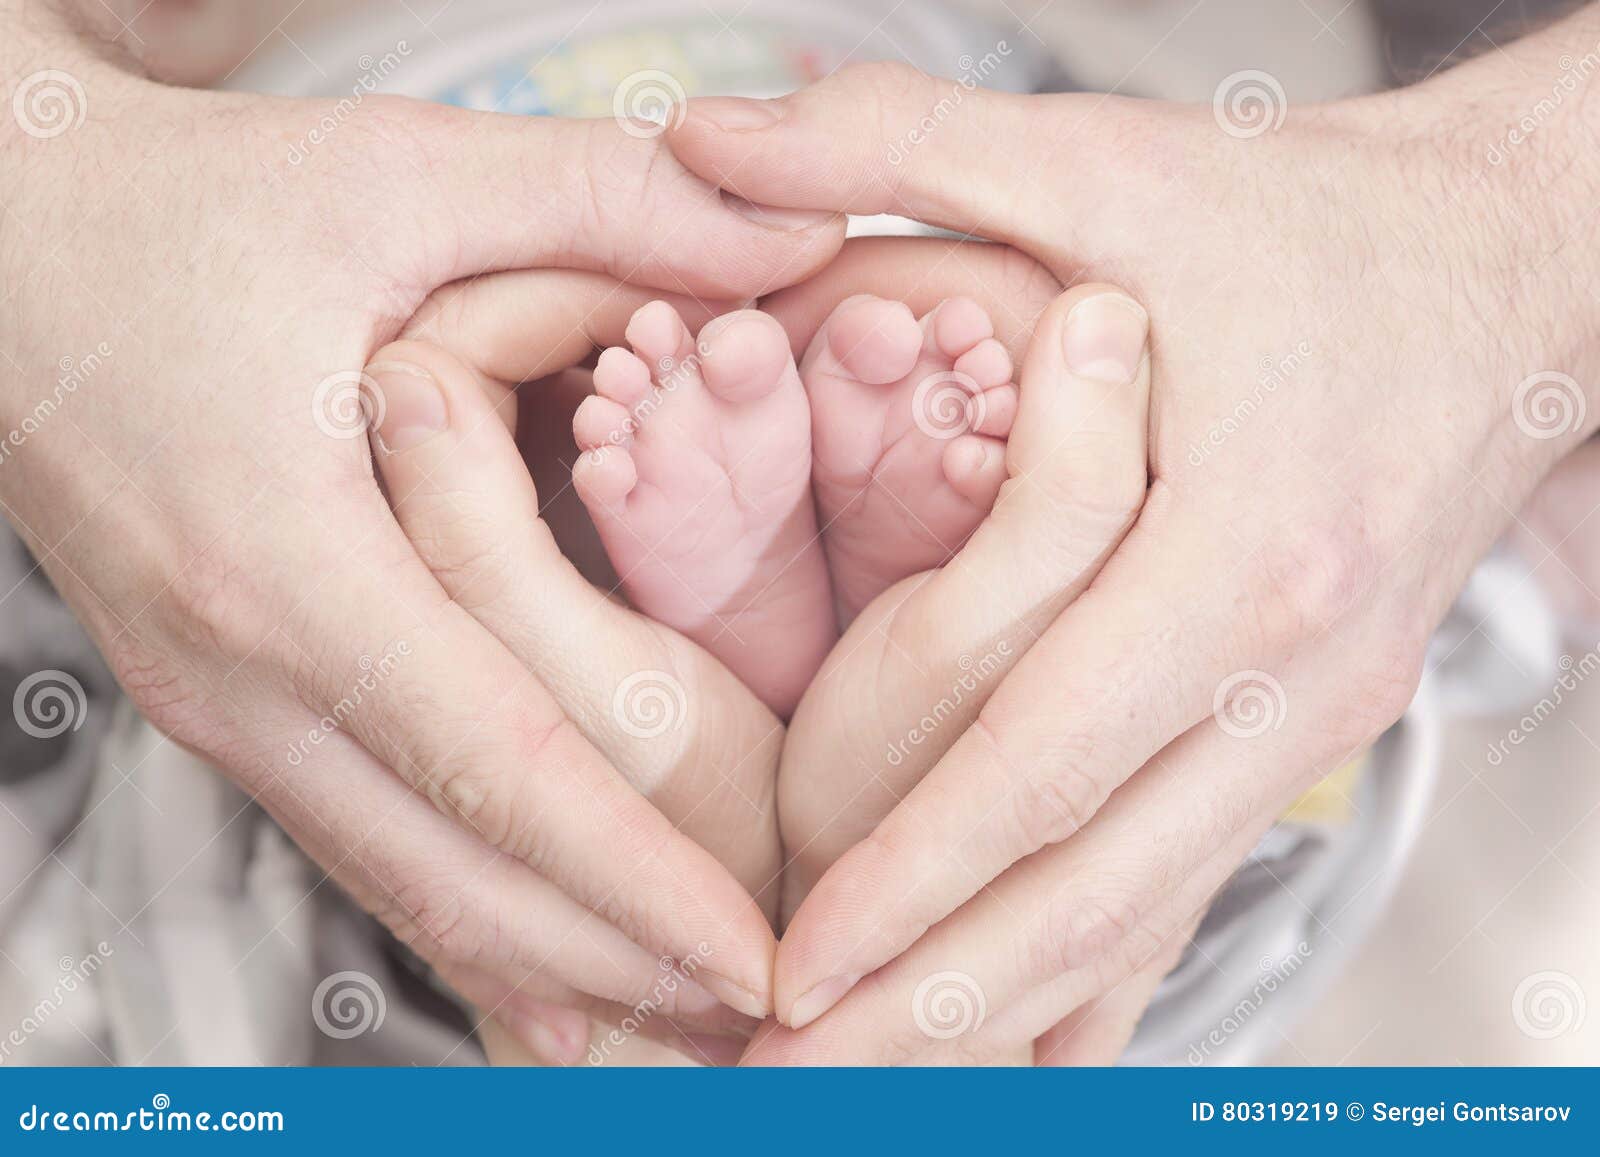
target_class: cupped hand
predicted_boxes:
[0,14,841,1031]
[749,280,1154,1063]
[358,276,789,1062]
[665,18,1600,1038]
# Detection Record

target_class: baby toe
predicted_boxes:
[928,297,994,360]
[594,347,654,408]
[953,337,1013,389]
[942,434,1008,507]
[626,300,697,380]
[573,394,635,450]
[970,383,1018,439]
[700,310,796,403]
[572,444,639,510]
[820,296,922,385]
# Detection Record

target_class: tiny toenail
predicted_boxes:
[691,96,785,131]
[720,189,835,232]
[369,361,448,453]
[1061,294,1148,384]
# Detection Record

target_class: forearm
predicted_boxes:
[1421,4,1600,460]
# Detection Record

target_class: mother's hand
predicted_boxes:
[0,9,839,1026]
[666,13,1600,1036]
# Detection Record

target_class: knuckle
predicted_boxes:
[104,636,232,756]
[1012,764,1103,849]
[1321,640,1425,749]
[381,872,485,964]
[158,541,278,663]
[1248,513,1376,646]
[1034,892,1143,979]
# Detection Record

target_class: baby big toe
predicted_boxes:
[821,296,922,384]
[700,310,796,403]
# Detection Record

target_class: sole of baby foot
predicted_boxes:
[571,301,836,717]
[804,295,1018,623]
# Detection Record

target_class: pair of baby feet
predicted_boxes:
[571,295,1018,716]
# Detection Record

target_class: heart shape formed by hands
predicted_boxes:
[367,232,1153,1066]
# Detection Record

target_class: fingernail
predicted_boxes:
[786,972,860,1030]
[691,96,785,131]
[369,361,448,452]
[720,189,834,232]
[694,970,770,1019]
[1061,294,1148,383]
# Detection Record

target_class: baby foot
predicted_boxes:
[803,296,1017,622]
[572,302,834,718]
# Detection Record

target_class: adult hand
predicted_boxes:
[359,289,789,1063]
[0,3,840,1026]
[751,280,1155,1063]
[665,10,1600,1045]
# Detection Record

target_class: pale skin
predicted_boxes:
[367,257,1154,1066]
[0,0,845,1044]
[655,7,1600,1062]
[6,0,1600,1067]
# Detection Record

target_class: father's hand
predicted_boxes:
[666,13,1600,1038]
[0,4,840,1019]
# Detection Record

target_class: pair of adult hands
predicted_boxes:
[5,2,1598,1064]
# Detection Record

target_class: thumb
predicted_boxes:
[666,63,1075,265]
[329,97,845,298]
